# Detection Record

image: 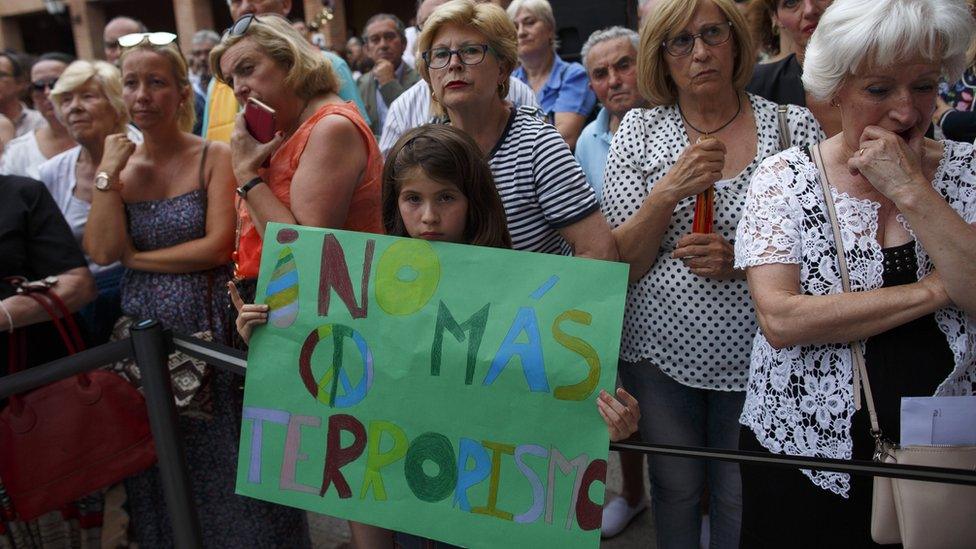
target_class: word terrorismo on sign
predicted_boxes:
[237,224,629,548]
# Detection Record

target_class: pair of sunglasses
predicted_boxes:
[31,78,58,93]
[117,32,178,49]
[223,14,255,39]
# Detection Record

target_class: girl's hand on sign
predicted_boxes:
[598,388,641,442]
[228,281,268,345]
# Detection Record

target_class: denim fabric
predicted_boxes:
[618,358,744,549]
[78,265,123,346]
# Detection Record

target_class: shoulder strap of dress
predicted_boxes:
[198,140,210,191]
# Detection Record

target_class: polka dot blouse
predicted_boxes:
[601,94,823,391]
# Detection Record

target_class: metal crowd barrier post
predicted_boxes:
[130,319,204,549]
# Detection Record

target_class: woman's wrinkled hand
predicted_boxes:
[598,388,641,442]
[847,125,927,204]
[672,232,738,279]
[228,281,268,345]
[98,133,136,178]
[655,138,726,204]
[230,113,285,184]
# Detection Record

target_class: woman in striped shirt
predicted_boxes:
[414,0,617,260]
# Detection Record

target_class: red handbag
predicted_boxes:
[0,276,157,521]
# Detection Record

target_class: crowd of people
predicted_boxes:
[1,0,974,547]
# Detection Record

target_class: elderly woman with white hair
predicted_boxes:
[507,0,596,149]
[40,60,134,344]
[733,0,976,545]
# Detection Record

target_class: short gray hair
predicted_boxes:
[581,27,639,72]
[803,0,974,100]
[192,29,220,47]
[506,0,556,33]
[362,13,407,45]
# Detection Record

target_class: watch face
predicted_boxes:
[95,174,110,190]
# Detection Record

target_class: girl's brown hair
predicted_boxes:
[382,124,512,249]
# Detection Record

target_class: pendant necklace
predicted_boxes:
[678,93,742,141]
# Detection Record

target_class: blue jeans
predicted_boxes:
[618,359,745,549]
[78,266,123,346]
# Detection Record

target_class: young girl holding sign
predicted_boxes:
[229,124,639,547]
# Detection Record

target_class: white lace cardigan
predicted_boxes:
[733,140,976,496]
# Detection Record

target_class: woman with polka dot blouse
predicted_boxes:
[601,0,822,547]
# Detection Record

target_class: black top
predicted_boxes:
[747,54,806,107]
[0,175,88,374]
[941,110,976,142]
[859,241,955,445]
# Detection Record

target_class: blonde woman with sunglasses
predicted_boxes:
[82,32,311,548]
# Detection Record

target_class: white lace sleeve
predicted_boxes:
[734,153,804,268]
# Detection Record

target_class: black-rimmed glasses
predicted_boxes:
[422,44,491,70]
[662,21,733,57]
[118,32,178,49]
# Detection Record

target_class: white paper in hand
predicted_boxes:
[900,396,976,446]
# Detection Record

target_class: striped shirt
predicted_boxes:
[378,77,539,157]
[488,106,600,254]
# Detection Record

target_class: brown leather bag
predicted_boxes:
[0,277,157,521]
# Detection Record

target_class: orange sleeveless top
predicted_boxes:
[234,101,384,279]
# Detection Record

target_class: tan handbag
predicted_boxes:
[813,144,976,549]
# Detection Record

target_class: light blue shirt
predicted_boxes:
[324,51,370,125]
[513,55,596,123]
[574,107,614,200]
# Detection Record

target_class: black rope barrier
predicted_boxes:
[609,441,976,486]
[0,338,130,399]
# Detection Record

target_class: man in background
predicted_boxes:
[103,16,146,65]
[0,51,44,138]
[575,26,646,201]
[357,13,419,136]
[189,30,220,135]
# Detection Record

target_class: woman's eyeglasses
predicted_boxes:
[422,44,491,70]
[118,32,178,49]
[662,22,733,57]
[31,78,58,93]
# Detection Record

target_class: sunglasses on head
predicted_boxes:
[118,32,178,49]
[223,14,256,39]
[31,78,58,93]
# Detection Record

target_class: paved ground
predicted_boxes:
[307,451,657,548]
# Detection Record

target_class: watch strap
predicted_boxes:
[237,176,264,198]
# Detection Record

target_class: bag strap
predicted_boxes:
[777,105,791,151]
[39,289,85,353]
[811,144,885,443]
[22,292,77,355]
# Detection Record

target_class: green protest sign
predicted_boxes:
[236,224,629,548]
